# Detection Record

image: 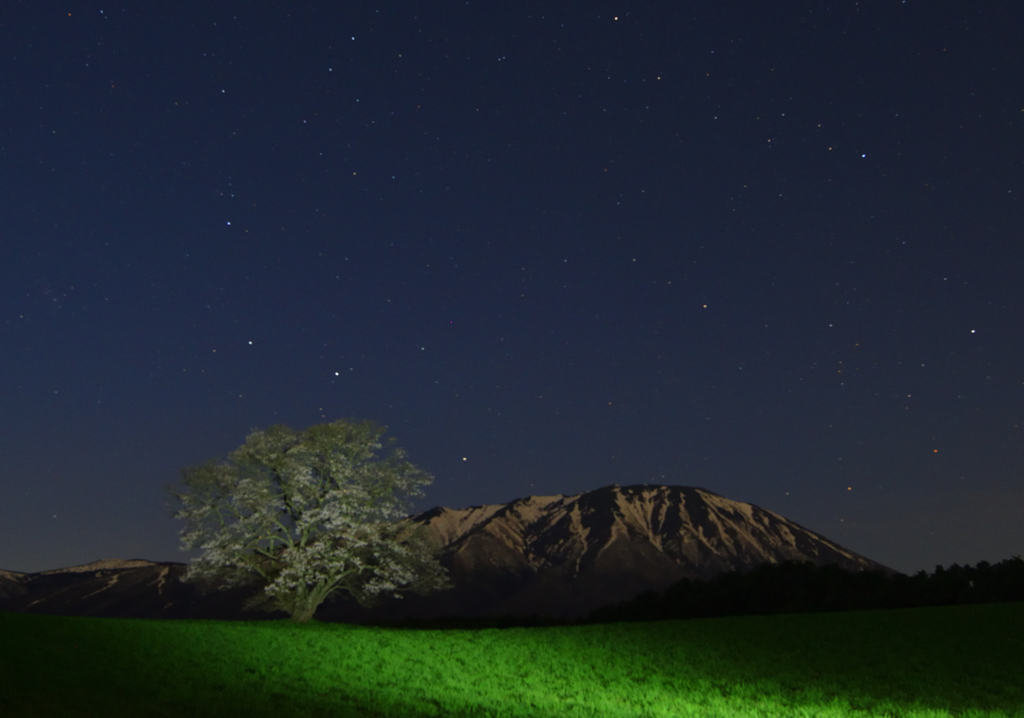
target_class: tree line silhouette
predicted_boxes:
[382,556,1024,629]
[587,556,1024,623]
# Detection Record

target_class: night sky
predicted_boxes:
[3,2,1022,575]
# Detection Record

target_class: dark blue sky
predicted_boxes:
[3,1,1022,574]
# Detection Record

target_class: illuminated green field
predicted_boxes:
[2,602,1021,717]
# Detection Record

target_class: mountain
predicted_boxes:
[0,484,895,621]
[321,483,895,621]
[0,559,281,620]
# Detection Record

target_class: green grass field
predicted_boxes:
[2,602,1021,717]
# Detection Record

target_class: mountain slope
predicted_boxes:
[0,568,29,601]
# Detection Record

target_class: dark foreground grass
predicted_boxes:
[2,602,1021,717]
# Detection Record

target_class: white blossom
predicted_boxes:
[168,419,449,622]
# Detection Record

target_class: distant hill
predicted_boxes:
[0,484,896,621]
[0,559,281,620]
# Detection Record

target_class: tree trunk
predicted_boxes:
[289,597,319,623]
[288,582,333,623]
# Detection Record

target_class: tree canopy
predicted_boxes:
[168,418,448,622]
